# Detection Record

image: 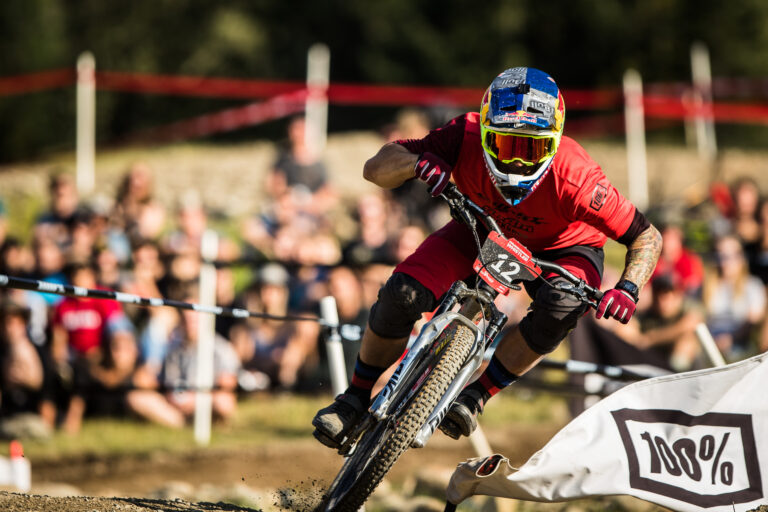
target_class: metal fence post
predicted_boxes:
[320,296,348,396]
[76,52,96,196]
[195,230,218,445]
[623,69,649,211]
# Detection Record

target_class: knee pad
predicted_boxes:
[368,273,437,339]
[519,277,588,355]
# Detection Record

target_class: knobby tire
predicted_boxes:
[321,323,475,512]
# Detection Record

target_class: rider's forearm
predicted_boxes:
[620,225,663,287]
[363,143,419,189]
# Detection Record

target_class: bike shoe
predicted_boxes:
[312,393,366,449]
[439,388,485,440]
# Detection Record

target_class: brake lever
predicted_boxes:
[554,281,601,310]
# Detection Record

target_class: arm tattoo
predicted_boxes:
[621,225,662,287]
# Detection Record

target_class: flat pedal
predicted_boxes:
[313,428,341,450]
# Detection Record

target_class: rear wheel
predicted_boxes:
[317,322,475,512]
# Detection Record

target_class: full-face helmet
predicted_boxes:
[480,67,565,206]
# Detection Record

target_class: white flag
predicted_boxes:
[446,352,768,512]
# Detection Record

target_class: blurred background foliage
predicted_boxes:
[1,0,768,161]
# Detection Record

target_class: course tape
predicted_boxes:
[0,273,338,327]
[0,68,74,96]
[123,89,307,144]
[3,69,768,124]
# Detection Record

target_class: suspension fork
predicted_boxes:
[412,303,507,448]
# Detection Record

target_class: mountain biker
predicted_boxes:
[312,67,662,446]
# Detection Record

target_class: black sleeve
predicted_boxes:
[617,208,651,246]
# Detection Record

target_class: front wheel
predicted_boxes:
[317,322,476,512]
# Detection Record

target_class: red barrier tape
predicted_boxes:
[94,71,620,110]
[644,94,768,125]
[95,71,305,100]
[123,89,306,144]
[3,68,768,126]
[0,69,74,96]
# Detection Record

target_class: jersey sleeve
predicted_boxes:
[393,114,467,166]
[558,140,636,241]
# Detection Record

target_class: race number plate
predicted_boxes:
[472,231,541,295]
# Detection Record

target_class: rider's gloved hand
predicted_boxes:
[414,152,452,196]
[595,287,638,324]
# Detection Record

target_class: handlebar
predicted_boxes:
[533,258,604,308]
[438,183,604,309]
[439,183,502,234]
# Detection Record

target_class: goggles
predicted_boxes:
[481,127,557,174]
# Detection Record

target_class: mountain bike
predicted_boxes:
[315,183,604,511]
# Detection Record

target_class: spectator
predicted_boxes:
[239,212,273,263]
[745,198,768,284]
[94,243,125,291]
[65,322,141,434]
[342,192,396,267]
[0,237,34,279]
[729,177,762,246]
[0,199,7,249]
[32,236,67,306]
[35,173,81,247]
[67,210,97,264]
[214,267,240,342]
[161,190,208,258]
[650,223,704,297]
[88,194,132,266]
[51,262,132,364]
[703,235,767,360]
[0,299,56,439]
[392,224,427,263]
[114,162,153,226]
[161,189,238,267]
[50,262,135,432]
[266,115,336,217]
[1,239,47,346]
[230,263,320,390]
[160,306,239,424]
[113,162,167,242]
[616,274,704,371]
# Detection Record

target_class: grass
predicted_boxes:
[13,393,330,462]
[11,391,567,463]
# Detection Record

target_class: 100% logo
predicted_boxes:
[639,432,734,485]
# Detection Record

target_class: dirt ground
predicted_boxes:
[3,423,563,512]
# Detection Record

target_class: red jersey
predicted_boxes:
[53,296,125,356]
[397,112,636,252]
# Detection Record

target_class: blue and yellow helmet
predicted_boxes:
[480,67,565,206]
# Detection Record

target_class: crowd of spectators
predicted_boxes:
[0,113,433,439]
[1,110,767,438]
[570,176,768,391]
